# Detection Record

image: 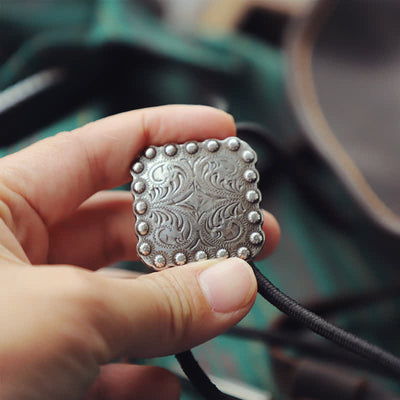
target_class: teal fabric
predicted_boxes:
[1,1,399,399]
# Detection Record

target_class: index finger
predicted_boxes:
[0,105,235,227]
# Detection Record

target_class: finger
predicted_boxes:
[85,364,180,400]
[0,220,30,265]
[0,105,235,229]
[257,210,280,259]
[47,191,138,269]
[56,257,257,361]
[48,190,279,268]
[96,268,142,279]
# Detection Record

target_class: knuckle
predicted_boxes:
[34,266,110,363]
[57,267,105,311]
[140,109,163,147]
[56,267,111,357]
[146,271,195,343]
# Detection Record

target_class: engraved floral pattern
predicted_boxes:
[131,137,264,269]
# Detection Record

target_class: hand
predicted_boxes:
[0,105,280,400]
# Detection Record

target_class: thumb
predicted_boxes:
[90,257,257,362]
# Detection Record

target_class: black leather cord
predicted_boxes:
[229,281,400,377]
[249,260,400,378]
[175,351,240,400]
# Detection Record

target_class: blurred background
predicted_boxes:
[1,1,400,399]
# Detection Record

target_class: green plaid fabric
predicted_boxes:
[1,1,399,398]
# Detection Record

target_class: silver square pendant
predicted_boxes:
[131,137,264,270]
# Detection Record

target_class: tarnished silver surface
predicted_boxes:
[131,137,264,270]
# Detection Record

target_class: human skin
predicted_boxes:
[0,105,280,400]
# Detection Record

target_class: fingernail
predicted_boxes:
[198,258,257,313]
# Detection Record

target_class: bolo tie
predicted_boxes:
[131,137,400,400]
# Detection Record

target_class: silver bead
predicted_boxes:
[174,252,187,265]
[137,221,149,235]
[216,249,228,258]
[165,144,177,156]
[135,201,147,214]
[227,138,240,151]
[250,232,263,245]
[133,181,145,194]
[132,162,144,174]
[207,140,219,152]
[243,169,257,183]
[195,250,207,261]
[186,142,198,154]
[246,190,259,203]
[237,247,251,260]
[154,254,166,268]
[248,211,261,224]
[139,242,151,256]
[242,150,255,163]
[145,147,156,159]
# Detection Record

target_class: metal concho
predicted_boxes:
[131,137,264,270]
